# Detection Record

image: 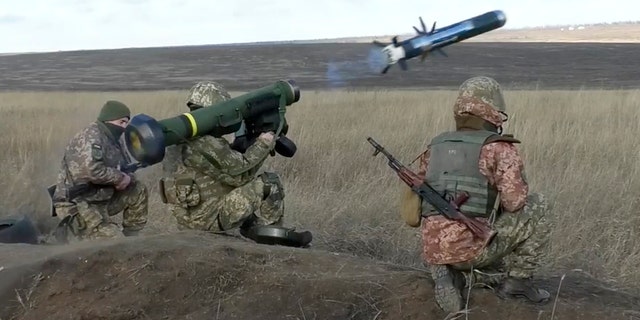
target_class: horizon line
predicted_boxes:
[1,20,638,55]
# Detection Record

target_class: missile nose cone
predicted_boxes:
[493,10,507,27]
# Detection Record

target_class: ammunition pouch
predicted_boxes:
[260,171,284,202]
[159,175,201,207]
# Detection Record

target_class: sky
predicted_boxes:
[0,0,637,53]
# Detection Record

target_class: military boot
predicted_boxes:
[496,277,550,303]
[429,264,465,313]
[239,215,258,239]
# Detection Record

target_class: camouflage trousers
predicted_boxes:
[54,182,149,241]
[170,172,285,232]
[446,193,553,283]
[425,193,552,287]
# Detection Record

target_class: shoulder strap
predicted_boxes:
[484,133,521,144]
[432,130,498,145]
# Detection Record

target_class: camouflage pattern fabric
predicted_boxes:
[453,96,505,128]
[449,193,552,279]
[416,138,531,265]
[186,81,232,108]
[457,76,506,112]
[162,81,233,175]
[54,181,148,240]
[52,121,149,240]
[162,144,182,176]
[411,76,550,313]
[161,80,285,232]
[53,121,129,202]
[163,132,283,232]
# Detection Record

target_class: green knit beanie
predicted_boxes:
[98,100,131,122]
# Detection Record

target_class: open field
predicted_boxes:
[0,38,639,318]
[0,42,639,92]
[1,87,640,319]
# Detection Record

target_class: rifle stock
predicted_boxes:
[367,137,496,242]
[66,161,147,201]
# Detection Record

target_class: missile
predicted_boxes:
[370,10,507,74]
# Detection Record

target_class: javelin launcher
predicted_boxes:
[123,79,300,175]
[372,10,507,73]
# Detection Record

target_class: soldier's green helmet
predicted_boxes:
[457,76,506,113]
[186,81,232,110]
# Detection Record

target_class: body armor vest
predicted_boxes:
[423,130,508,218]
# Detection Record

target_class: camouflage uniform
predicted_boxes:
[412,76,552,313]
[52,101,149,241]
[159,81,285,232]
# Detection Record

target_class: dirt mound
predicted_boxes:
[0,232,638,320]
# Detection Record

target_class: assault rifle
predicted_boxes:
[67,162,146,199]
[48,161,147,217]
[366,137,496,242]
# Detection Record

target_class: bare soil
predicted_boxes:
[0,42,639,92]
[1,41,640,319]
[0,232,638,320]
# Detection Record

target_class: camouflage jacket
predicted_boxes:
[162,144,182,176]
[53,121,128,203]
[164,134,275,206]
[416,134,529,265]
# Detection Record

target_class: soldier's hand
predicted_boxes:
[258,132,275,144]
[115,173,132,191]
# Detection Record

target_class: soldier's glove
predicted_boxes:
[115,174,132,191]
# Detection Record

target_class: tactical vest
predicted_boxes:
[422,130,518,218]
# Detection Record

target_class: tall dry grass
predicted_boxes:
[0,88,639,292]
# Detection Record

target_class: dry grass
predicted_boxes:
[0,88,639,293]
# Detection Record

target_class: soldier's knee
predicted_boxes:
[217,211,243,231]
[525,192,551,217]
[123,181,149,204]
[260,171,285,201]
[134,181,148,198]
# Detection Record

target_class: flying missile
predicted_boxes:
[371,10,507,74]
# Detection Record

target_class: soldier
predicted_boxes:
[406,76,552,314]
[51,100,149,241]
[159,81,305,242]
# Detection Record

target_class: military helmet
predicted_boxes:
[457,76,506,112]
[186,81,231,110]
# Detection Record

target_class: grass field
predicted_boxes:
[1,42,639,92]
[1,87,638,294]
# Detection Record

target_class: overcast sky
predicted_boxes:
[0,0,637,53]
